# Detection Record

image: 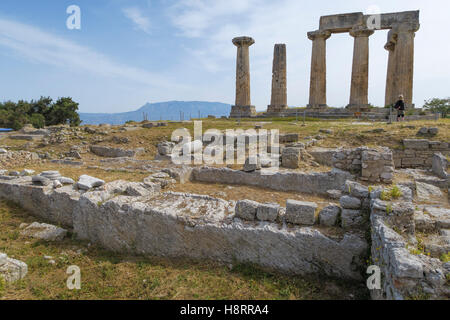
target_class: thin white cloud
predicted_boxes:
[0,17,182,90]
[123,7,151,34]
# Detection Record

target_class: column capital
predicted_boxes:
[232,36,255,47]
[350,26,374,38]
[393,22,420,34]
[307,30,331,41]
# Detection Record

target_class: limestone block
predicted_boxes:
[235,200,259,221]
[285,200,317,225]
[77,175,105,190]
[341,209,363,228]
[281,148,301,169]
[432,153,448,179]
[319,205,341,227]
[0,253,28,283]
[340,196,361,209]
[344,180,369,199]
[20,222,67,241]
[403,139,429,150]
[256,203,281,222]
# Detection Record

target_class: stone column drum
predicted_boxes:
[307,30,331,109]
[384,30,397,107]
[267,44,288,113]
[392,23,420,109]
[230,36,257,118]
[347,27,374,111]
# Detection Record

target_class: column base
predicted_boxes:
[345,104,371,113]
[230,105,257,118]
[267,105,288,113]
[306,104,328,110]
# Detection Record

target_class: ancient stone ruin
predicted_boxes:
[307,11,420,111]
[230,10,423,119]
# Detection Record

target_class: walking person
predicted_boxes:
[394,95,406,122]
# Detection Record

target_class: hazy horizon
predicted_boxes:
[1,1,449,113]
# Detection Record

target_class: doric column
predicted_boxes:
[230,36,256,118]
[347,26,374,111]
[267,44,287,113]
[307,30,331,109]
[392,23,420,109]
[384,30,397,107]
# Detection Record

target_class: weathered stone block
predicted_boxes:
[281,148,301,169]
[319,205,340,227]
[341,209,363,228]
[235,200,259,221]
[403,139,429,150]
[285,200,317,225]
[256,203,280,222]
[432,153,448,179]
[340,196,361,209]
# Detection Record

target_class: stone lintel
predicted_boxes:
[366,10,420,30]
[319,12,364,33]
[318,10,419,33]
[232,36,255,47]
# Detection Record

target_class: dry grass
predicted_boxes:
[0,200,367,300]
[168,181,332,208]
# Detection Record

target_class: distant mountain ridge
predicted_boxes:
[79,101,231,125]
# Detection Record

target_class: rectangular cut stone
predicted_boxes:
[319,12,364,32]
[285,200,317,225]
[281,148,301,169]
[401,158,424,166]
[235,200,259,221]
[403,139,429,150]
[256,203,280,222]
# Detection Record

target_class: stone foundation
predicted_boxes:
[0,176,367,280]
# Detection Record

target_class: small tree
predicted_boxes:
[46,97,81,126]
[30,113,45,128]
[423,98,449,118]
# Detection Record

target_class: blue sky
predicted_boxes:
[0,0,449,113]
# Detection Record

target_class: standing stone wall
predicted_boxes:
[370,199,449,300]
[393,139,450,169]
[332,147,394,183]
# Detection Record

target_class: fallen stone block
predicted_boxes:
[20,222,67,241]
[432,153,448,179]
[285,200,317,225]
[77,175,105,190]
[0,253,28,283]
[32,175,51,186]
